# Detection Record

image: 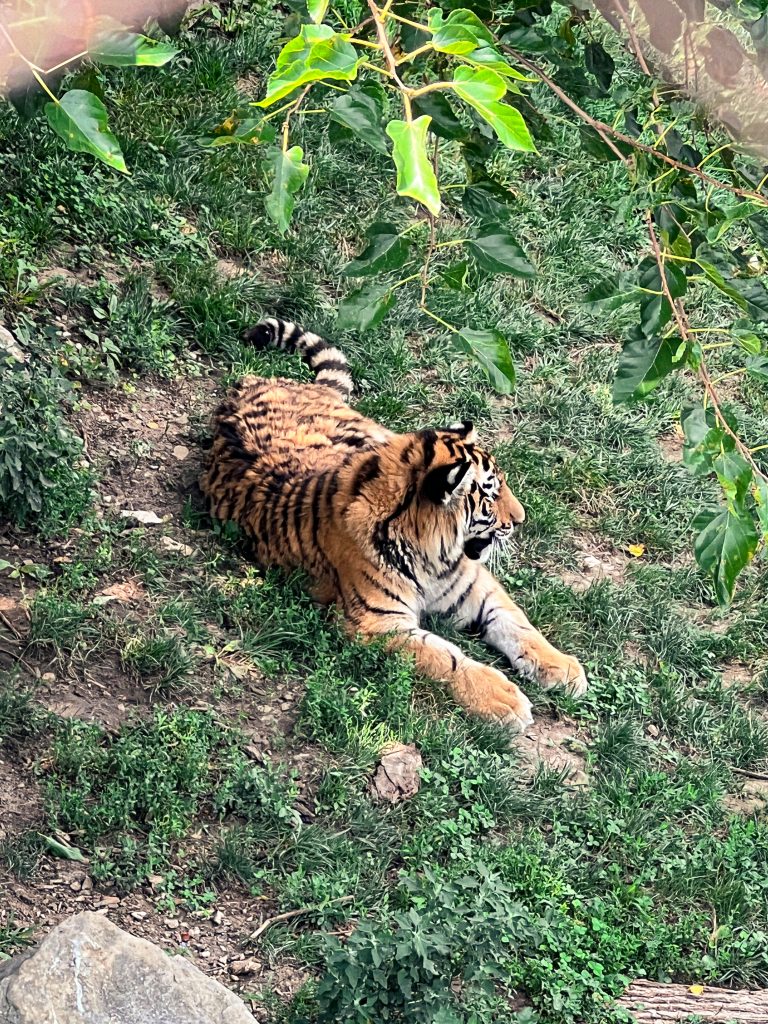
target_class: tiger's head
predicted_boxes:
[415,422,525,563]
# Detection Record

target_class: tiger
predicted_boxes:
[201,317,587,731]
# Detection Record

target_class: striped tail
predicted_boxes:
[244,317,354,401]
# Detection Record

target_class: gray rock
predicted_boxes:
[0,911,254,1024]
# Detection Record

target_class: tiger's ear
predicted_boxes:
[445,421,477,443]
[422,460,475,505]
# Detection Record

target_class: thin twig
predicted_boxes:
[420,136,440,306]
[367,0,411,116]
[646,212,768,484]
[281,83,313,151]
[731,766,768,782]
[500,43,768,204]
[249,896,353,942]
[611,0,653,79]
[0,608,21,640]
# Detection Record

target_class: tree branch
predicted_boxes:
[367,0,411,117]
[646,211,767,484]
[500,43,768,205]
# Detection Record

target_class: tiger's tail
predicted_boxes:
[244,317,354,401]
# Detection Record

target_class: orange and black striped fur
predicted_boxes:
[201,318,586,730]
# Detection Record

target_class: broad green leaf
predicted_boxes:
[747,354,768,380]
[258,25,360,107]
[199,114,276,148]
[89,32,178,67]
[584,273,642,311]
[342,222,410,277]
[613,332,676,402]
[681,403,736,477]
[578,124,633,162]
[734,328,762,355]
[462,180,514,220]
[455,327,516,394]
[337,281,396,332]
[698,245,768,321]
[453,67,535,152]
[637,259,687,335]
[584,40,615,91]
[467,222,535,278]
[386,116,441,216]
[755,476,768,540]
[41,834,88,863]
[441,260,471,291]
[429,8,494,55]
[329,84,389,155]
[429,9,529,80]
[412,92,468,141]
[694,505,758,606]
[714,450,753,507]
[307,0,329,23]
[265,145,309,234]
[45,90,127,174]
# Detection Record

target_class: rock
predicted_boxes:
[646,723,660,738]
[164,917,180,930]
[172,445,191,461]
[99,895,121,907]
[159,536,195,557]
[371,743,423,803]
[229,958,261,976]
[0,911,254,1023]
[581,554,602,572]
[120,510,164,526]
[0,325,26,364]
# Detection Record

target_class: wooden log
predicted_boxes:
[619,979,768,1022]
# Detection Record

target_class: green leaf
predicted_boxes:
[714,450,753,508]
[462,180,514,220]
[441,260,471,291]
[584,41,615,91]
[613,332,676,402]
[694,505,758,606]
[578,124,633,162]
[45,90,127,174]
[337,281,396,332]
[329,84,389,155]
[199,114,276,148]
[258,25,360,107]
[307,0,329,23]
[755,476,768,540]
[455,328,516,394]
[412,91,467,141]
[681,404,732,476]
[584,273,642,311]
[734,328,762,355]
[89,32,178,66]
[342,222,410,277]
[429,9,530,80]
[41,834,88,863]
[453,67,535,152]
[467,221,535,278]
[747,354,768,380]
[698,245,768,321]
[386,116,441,216]
[265,145,309,234]
[637,259,687,335]
[429,8,494,55]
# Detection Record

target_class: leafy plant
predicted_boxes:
[3,8,178,172]
[205,0,768,603]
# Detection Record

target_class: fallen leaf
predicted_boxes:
[689,984,705,996]
[371,743,423,803]
[627,543,645,558]
[40,834,88,863]
[96,580,144,604]
[120,510,164,526]
[146,420,160,430]
[159,536,195,556]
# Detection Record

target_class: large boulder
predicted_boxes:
[0,911,254,1023]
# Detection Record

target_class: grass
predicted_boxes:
[0,5,767,1023]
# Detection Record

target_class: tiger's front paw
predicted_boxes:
[457,664,534,733]
[530,649,588,697]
